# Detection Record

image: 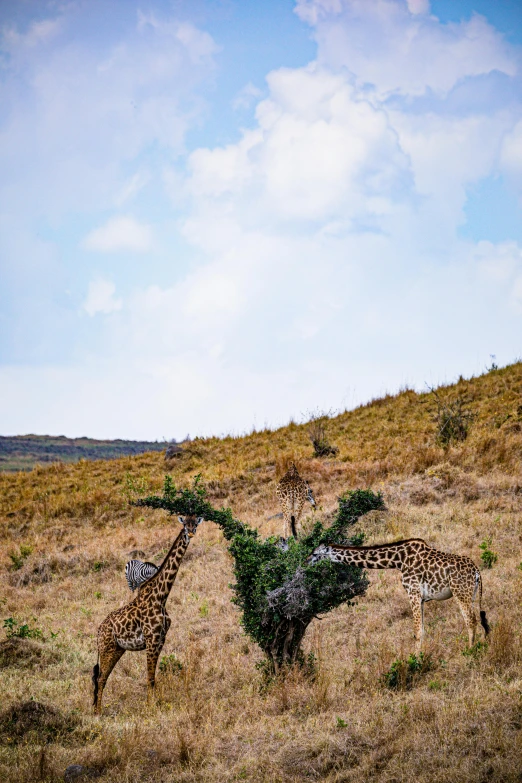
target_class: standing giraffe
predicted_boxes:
[308,539,489,652]
[276,463,316,539]
[92,515,203,714]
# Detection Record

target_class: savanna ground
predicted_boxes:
[1,363,521,782]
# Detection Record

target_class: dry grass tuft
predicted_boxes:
[0,637,60,669]
[0,701,81,745]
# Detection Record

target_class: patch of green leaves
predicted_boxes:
[159,653,183,674]
[3,617,43,640]
[381,653,433,690]
[479,537,498,569]
[8,544,33,571]
[463,640,488,662]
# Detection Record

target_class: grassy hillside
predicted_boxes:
[0,363,521,783]
[0,435,168,473]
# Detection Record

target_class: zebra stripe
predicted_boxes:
[125,560,158,591]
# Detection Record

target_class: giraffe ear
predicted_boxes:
[178,516,184,525]
[197,517,204,525]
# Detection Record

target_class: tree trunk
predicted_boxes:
[263,617,311,674]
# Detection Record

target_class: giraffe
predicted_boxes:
[308,538,489,652]
[276,463,316,539]
[92,515,203,714]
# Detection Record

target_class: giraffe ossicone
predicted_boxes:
[309,538,489,652]
[92,515,203,714]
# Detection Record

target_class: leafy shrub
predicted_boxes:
[3,617,43,640]
[8,544,33,571]
[381,653,433,690]
[159,654,183,674]
[479,537,498,569]
[136,476,384,673]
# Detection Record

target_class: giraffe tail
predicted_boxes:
[476,571,490,636]
[290,515,297,538]
[92,659,100,706]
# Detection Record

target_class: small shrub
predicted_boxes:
[199,600,209,618]
[430,389,474,446]
[3,617,43,640]
[92,561,104,572]
[159,654,183,674]
[381,653,433,690]
[8,544,33,571]
[479,537,498,569]
[307,411,339,458]
[463,640,488,662]
[487,354,499,372]
[336,717,348,728]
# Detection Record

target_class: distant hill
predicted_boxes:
[0,434,168,472]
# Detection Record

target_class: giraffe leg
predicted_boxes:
[145,635,164,704]
[407,591,424,654]
[455,596,477,648]
[95,646,125,714]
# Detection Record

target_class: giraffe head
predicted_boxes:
[307,543,335,565]
[178,515,204,538]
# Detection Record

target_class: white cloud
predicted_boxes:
[188,65,412,226]
[406,0,430,15]
[82,279,122,317]
[0,4,218,219]
[295,0,516,97]
[83,216,153,253]
[500,120,522,195]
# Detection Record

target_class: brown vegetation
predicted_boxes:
[0,363,521,781]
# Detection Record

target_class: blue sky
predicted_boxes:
[0,0,521,439]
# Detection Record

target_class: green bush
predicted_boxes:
[479,537,498,569]
[136,476,385,673]
[159,653,183,674]
[381,653,433,690]
[3,617,43,640]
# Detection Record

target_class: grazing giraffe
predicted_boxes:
[92,515,203,714]
[276,463,316,539]
[308,539,489,652]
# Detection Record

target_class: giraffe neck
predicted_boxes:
[148,527,190,603]
[328,542,414,569]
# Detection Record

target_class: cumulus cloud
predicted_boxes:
[295,0,516,97]
[83,216,153,253]
[82,279,122,317]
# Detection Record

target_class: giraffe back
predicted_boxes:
[276,464,314,538]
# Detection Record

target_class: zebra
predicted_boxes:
[125,559,158,592]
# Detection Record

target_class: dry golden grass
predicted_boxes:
[0,364,521,781]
